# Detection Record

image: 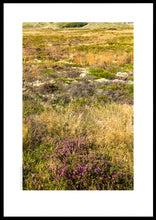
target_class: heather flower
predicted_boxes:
[31,173,35,178]
[51,136,133,190]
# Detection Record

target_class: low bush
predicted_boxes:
[40,83,59,93]
[99,83,133,98]
[97,95,109,103]
[71,97,93,107]
[50,137,133,190]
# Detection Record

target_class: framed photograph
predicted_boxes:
[4,3,153,217]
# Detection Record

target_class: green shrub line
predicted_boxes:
[58,22,88,28]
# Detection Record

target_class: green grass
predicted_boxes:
[71,97,92,107]
[64,63,82,67]
[99,83,133,98]
[42,69,58,78]
[23,98,44,117]
[97,95,109,103]
[43,69,55,73]
[110,63,133,74]
[99,84,122,91]
[128,76,134,81]
[56,78,75,84]
[89,68,116,79]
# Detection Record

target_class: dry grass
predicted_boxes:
[23,25,133,69]
[24,103,133,175]
[73,51,133,67]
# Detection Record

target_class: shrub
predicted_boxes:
[123,84,134,98]
[71,97,92,107]
[99,83,133,99]
[52,94,72,106]
[59,22,88,28]
[66,71,81,78]
[97,95,109,103]
[40,83,59,93]
[50,137,133,190]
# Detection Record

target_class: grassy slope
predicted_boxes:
[23,22,133,30]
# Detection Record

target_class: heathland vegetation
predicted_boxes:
[23,22,133,190]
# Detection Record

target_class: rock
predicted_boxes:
[94,78,110,83]
[79,68,89,78]
[127,80,134,85]
[116,72,128,77]
[112,79,126,84]
[34,59,42,63]
[32,80,44,87]
[72,80,78,84]
[80,73,86,78]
